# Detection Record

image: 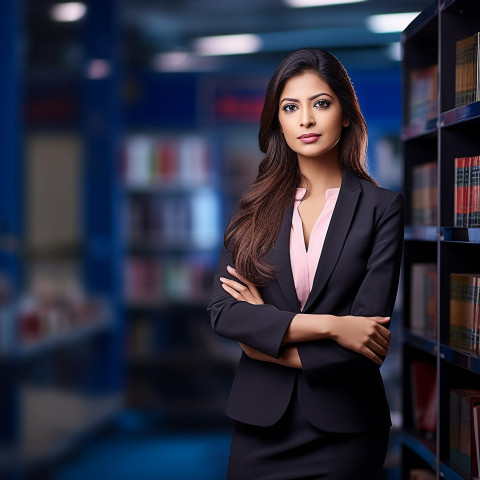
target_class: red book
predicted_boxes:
[411,361,437,433]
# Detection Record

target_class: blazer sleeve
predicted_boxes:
[207,244,297,359]
[298,192,404,384]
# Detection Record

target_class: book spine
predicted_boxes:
[455,157,465,227]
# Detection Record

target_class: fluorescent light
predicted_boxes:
[194,34,262,56]
[51,2,86,22]
[152,52,219,72]
[285,0,366,7]
[366,12,419,34]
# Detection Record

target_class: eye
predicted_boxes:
[282,103,298,113]
[314,99,331,109]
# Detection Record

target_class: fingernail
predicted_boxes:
[219,277,226,282]
[227,265,235,271]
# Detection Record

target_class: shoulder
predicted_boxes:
[357,177,403,211]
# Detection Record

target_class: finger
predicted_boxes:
[226,266,264,304]
[374,323,391,342]
[369,338,389,356]
[220,277,258,304]
[372,330,390,349]
[220,277,248,294]
[363,347,383,366]
[221,283,245,301]
[227,265,255,289]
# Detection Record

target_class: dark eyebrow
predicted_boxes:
[280,93,333,104]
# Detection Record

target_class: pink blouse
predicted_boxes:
[290,187,340,311]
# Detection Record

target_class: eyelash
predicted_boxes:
[282,99,331,112]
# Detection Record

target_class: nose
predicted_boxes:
[300,108,315,128]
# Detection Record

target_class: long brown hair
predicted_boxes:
[224,48,377,285]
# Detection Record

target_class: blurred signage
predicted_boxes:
[200,76,268,124]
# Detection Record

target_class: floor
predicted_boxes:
[53,412,231,480]
[52,411,402,480]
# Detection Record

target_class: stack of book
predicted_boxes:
[123,256,214,306]
[449,388,480,479]
[454,156,480,227]
[410,360,437,435]
[411,162,438,225]
[407,64,438,134]
[120,135,212,187]
[450,273,480,356]
[123,189,220,250]
[410,263,437,339]
[455,32,480,107]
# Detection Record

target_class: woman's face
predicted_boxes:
[278,71,349,162]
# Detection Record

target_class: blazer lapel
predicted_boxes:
[302,170,361,312]
[271,201,300,312]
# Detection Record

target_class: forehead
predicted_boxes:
[280,71,334,98]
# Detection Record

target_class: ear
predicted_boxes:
[342,116,350,128]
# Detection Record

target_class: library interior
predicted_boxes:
[1,0,480,479]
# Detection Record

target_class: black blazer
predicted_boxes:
[208,169,404,433]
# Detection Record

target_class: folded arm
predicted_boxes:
[298,192,404,383]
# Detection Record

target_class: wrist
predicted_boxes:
[321,314,338,340]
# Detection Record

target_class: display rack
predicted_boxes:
[401,1,480,479]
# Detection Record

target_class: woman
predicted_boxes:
[207,48,404,480]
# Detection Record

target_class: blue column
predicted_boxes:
[0,0,22,292]
[0,1,22,477]
[82,0,124,392]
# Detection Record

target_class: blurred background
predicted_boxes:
[0,0,433,479]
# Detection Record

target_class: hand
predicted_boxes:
[330,316,391,366]
[219,265,264,305]
[239,343,302,369]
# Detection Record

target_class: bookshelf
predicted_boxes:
[0,3,126,479]
[118,71,267,424]
[401,1,480,479]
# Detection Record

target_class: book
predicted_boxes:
[450,273,480,356]
[455,33,480,108]
[121,135,212,187]
[408,65,438,134]
[450,389,480,477]
[411,162,437,226]
[410,263,437,339]
[454,156,480,228]
[411,360,437,433]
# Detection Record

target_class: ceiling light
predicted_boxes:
[285,0,366,7]
[51,2,86,22]
[152,52,219,72]
[366,12,419,34]
[193,34,262,56]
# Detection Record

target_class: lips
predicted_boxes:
[298,133,321,144]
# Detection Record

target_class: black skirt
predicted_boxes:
[226,381,390,480]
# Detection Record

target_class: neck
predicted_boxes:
[297,149,343,196]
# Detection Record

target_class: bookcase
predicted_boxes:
[401,1,480,479]
[119,72,267,424]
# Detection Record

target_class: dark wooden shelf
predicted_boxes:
[401,121,438,142]
[405,225,438,242]
[401,430,437,469]
[403,330,437,356]
[440,101,480,128]
[440,344,480,374]
[441,0,480,13]
[441,227,480,243]
[401,1,438,42]
[0,320,113,363]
